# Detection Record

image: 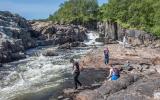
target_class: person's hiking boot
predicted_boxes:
[74,87,77,90]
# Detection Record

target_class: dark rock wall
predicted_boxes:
[97,21,157,46]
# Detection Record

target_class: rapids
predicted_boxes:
[0,32,103,100]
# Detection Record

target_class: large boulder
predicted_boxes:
[58,43,71,49]
[58,42,87,49]
[107,75,160,100]
[42,49,58,56]
[70,42,87,47]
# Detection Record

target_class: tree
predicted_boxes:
[99,0,160,36]
[49,0,99,25]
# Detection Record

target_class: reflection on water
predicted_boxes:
[0,32,103,100]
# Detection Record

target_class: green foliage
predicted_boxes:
[49,0,160,36]
[99,0,160,36]
[49,0,99,24]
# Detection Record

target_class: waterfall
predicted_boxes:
[84,31,103,46]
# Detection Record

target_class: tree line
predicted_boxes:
[49,0,160,36]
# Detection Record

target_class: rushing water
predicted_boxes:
[0,32,103,100]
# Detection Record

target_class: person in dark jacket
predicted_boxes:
[70,58,82,89]
[104,47,109,65]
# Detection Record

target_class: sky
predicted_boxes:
[0,0,107,20]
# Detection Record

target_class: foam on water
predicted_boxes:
[0,62,71,100]
[0,32,102,100]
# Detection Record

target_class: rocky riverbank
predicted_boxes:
[62,44,160,100]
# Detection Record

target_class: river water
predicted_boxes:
[0,32,103,100]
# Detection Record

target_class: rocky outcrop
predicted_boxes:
[64,44,160,100]
[58,42,87,49]
[30,21,88,46]
[76,72,160,100]
[97,21,158,46]
[76,74,140,100]
[0,11,36,63]
[42,49,58,56]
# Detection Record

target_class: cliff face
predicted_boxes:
[0,11,36,63]
[97,21,159,47]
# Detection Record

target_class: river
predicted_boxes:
[0,32,103,100]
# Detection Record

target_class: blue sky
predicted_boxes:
[0,0,107,20]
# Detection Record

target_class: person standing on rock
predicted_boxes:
[70,58,82,90]
[104,47,109,65]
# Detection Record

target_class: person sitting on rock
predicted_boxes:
[70,58,82,90]
[104,47,109,65]
[107,64,120,81]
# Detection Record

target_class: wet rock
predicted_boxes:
[42,49,58,56]
[58,41,87,49]
[57,95,64,99]
[95,37,104,43]
[58,43,71,49]
[11,52,26,60]
[37,39,55,46]
[70,42,87,47]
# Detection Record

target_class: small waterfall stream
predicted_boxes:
[0,32,103,100]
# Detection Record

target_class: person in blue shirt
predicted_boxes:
[107,64,120,81]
